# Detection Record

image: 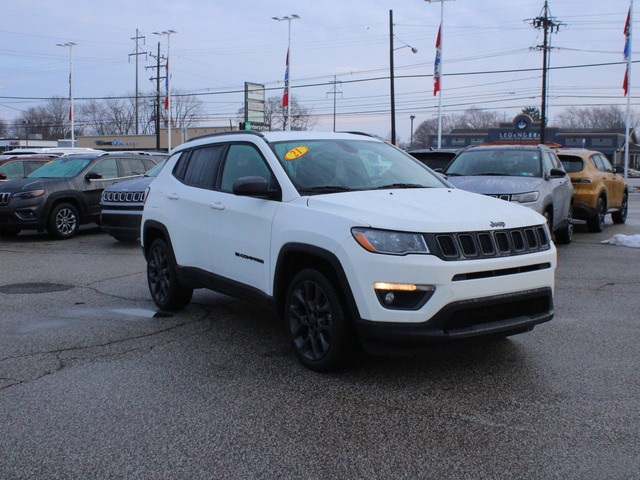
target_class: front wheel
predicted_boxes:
[147,238,193,310]
[555,205,573,245]
[612,193,628,224]
[285,268,359,372]
[47,203,79,239]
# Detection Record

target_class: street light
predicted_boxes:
[389,10,417,146]
[153,29,176,151]
[272,14,299,131]
[410,115,416,148]
[56,41,77,146]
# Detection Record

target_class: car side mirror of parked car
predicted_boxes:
[85,172,103,181]
[233,176,278,199]
[613,165,624,175]
[549,168,566,179]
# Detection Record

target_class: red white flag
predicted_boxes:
[433,24,442,96]
[164,58,169,109]
[282,48,290,108]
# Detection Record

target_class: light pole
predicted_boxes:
[153,29,176,151]
[410,115,416,148]
[389,10,417,146]
[56,41,76,146]
[272,14,299,131]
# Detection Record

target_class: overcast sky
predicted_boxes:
[0,0,636,141]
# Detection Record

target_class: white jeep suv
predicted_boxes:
[141,131,556,371]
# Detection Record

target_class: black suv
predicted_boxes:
[0,152,158,239]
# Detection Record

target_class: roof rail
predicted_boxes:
[186,130,266,143]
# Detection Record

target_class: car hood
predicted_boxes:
[105,176,154,193]
[306,187,544,232]
[445,176,544,195]
[0,177,64,192]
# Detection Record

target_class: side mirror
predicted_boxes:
[85,172,103,181]
[233,176,278,199]
[614,165,624,174]
[549,168,566,178]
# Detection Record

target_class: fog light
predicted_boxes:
[374,282,435,310]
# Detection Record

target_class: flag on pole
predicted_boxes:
[68,71,73,121]
[623,6,631,96]
[164,58,169,109]
[282,48,290,108]
[433,24,442,96]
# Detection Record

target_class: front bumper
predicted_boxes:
[355,287,553,354]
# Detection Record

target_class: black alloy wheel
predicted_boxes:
[147,238,193,310]
[612,193,628,224]
[285,268,358,372]
[587,197,606,232]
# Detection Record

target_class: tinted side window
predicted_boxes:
[180,145,225,189]
[220,143,271,193]
[558,155,584,173]
[598,154,613,173]
[120,158,148,176]
[0,161,25,179]
[541,152,555,175]
[89,158,118,179]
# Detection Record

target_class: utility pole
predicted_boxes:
[530,1,563,144]
[326,75,343,132]
[146,43,165,150]
[129,29,147,135]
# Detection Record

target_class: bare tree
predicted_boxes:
[79,100,111,135]
[163,89,203,129]
[452,107,500,130]
[556,105,639,130]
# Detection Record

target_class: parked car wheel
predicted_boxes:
[612,193,628,224]
[147,238,193,310]
[47,203,79,239]
[555,205,573,245]
[587,196,606,232]
[285,268,358,372]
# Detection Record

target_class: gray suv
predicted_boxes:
[442,144,574,244]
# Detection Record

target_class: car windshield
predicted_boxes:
[270,139,447,194]
[444,149,542,177]
[27,156,92,178]
[557,155,584,173]
[145,159,166,177]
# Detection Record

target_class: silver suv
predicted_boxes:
[442,144,574,244]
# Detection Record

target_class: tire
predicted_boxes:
[147,238,193,310]
[285,268,359,372]
[587,196,606,233]
[555,205,573,245]
[0,228,21,238]
[612,193,628,224]
[47,203,79,239]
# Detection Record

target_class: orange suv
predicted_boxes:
[557,149,629,232]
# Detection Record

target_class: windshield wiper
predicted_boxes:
[476,172,507,176]
[303,185,354,193]
[374,183,426,190]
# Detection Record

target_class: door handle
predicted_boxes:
[210,202,225,210]
[167,193,179,200]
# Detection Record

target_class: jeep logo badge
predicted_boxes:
[490,221,506,228]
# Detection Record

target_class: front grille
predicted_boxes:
[429,226,549,261]
[0,192,10,205]
[102,191,146,203]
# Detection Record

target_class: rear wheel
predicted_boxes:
[47,203,79,239]
[587,196,606,232]
[147,238,193,310]
[285,268,359,372]
[612,193,628,224]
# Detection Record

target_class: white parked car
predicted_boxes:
[141,131,556,371]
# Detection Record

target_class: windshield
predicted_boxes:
[145,159,166,177]
[27,157,92,178]
[270,139,447,194]
[444,149,542,177]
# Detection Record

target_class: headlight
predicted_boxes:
[511,191,539,204]
[352,227,429,255]
[14,189,45,200]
